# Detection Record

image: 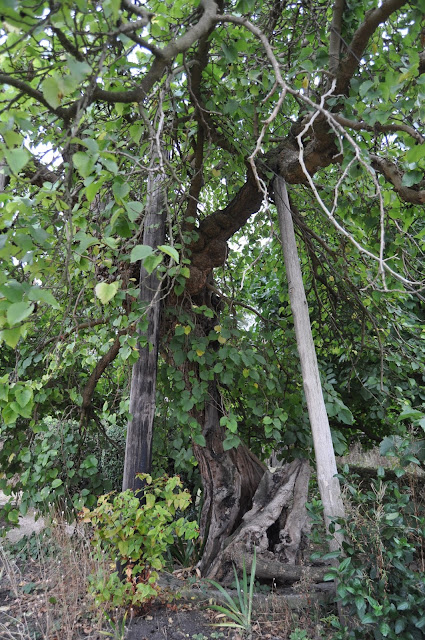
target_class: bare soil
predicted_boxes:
[0,495,334,639]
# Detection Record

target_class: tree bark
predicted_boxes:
[206,459,312,581]
[193,381,266,576]
[122,172,166,492]
[274,176,345,551]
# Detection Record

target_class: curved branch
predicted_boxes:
[51,27,85,62]
[371,155,425,204]
[1,0,220,123]
[65,0,220,120]
[121,0,153,24]
[0,74,68,119]
[334,114,425,144]
[336,0,408,94]
[80,327,131,421]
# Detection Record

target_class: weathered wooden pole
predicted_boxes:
[122,170,166,491]
[274,176,345,551]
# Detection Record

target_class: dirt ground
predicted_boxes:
[0,494,332,639]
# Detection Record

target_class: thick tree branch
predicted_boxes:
[371,155,425,204]
[51,27,85,62]
[80,327,130,422]
[329,0,345,75]
[0,0,220,123]
[121,0,153,24]
[65,0,219,120]
[0,74,68,120]
[336,0,408,94]
[186,170,263,294]
[23,157,62,186]
[334,114,424,144]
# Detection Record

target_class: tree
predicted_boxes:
[1,0,424,575]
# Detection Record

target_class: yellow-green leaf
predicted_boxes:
[95,281,120,304]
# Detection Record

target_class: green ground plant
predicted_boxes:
[82,473,199,611]
[321,437,425,640]
[207,547,257,639]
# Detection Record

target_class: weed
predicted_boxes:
[322,456,425,639]
[1,519,110,639]
[207,547,257,639]
[290,630,311,640]
[99,610,129,639]
[83,473,199,611]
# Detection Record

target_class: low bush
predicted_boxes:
[322,446,425,640]
[82,473,199,611]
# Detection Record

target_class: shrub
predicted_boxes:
[0,416,111,525]
[323,459,425,639]
[82,473,199,611]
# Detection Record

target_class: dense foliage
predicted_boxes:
[0,0,424,580]
[82,473,198,610]
[321,448,425,639]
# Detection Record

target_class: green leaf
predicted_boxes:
[359,80,374,98]
[125,201,144,222]
[143,254,163,275]
[223,434,241,451]
[0,327,22,348]
[405,144,425,163]
[398,406,424,421]
[28,287,60,309]
[7,509,19,524]
[158,245,179,263]
[15,387,33,408]
[72,151,98,178]
[66,57,91,83]
[192,433,206,447]
[7,301,34,326]
[402,170,423,187]
[395,619,406,633]
[94,281,120,304]
[379,622,390,636]
[51,478,63,488]
[130,244,154,263]
[42,76,62,109]
[4,148,30,174]
[112,180,130,201]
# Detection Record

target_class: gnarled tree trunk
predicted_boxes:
[193,382,266,575]
[206,458,312,581]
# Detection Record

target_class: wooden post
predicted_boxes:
[274,176,345,551]
[122,171,166,491]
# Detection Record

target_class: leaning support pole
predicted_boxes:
[274,176,345,551]
[122,170,166,492]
